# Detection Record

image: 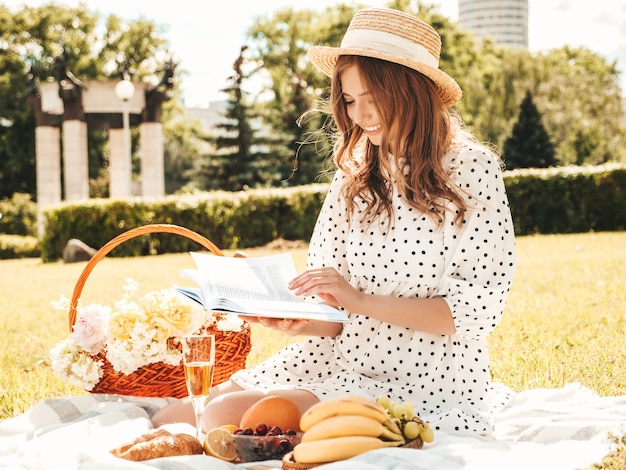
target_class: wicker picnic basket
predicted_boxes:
[67,224,252,398]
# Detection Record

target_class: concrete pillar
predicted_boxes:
[35,126,62,238]
[139,122,165,197]
[62,119,89,201]
[108,127,132,197]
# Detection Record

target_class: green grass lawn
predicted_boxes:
[1,232,624,467]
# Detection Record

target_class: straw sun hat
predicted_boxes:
[307,7,462,107]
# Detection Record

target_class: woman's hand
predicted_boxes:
[288,267,363,312]
[244,316,310,336]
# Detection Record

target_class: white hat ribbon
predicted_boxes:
[340,29,439,69]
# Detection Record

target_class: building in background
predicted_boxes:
[184,101,227,131]
[458,0,529,49]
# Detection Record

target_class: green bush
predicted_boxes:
[40,185,330,262]
[10,163,624,262]
[505,163,626,235]
[0,234,40,259]
[0,193,38,237]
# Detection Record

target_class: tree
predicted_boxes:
[2,3,625,202]
[0,42,37,197]
[532,47,625,165]
[162,99,207,194]
[245,6,356,186]
[196,46,278,191]
[454,40,625,166]
[503,90,556,169]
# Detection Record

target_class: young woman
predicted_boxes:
[152,7,516,436]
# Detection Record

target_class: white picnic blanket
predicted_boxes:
[1,383,625,470]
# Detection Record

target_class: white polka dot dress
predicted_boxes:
[230,144,517,436]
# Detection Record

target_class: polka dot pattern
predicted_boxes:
[231,145,516,435]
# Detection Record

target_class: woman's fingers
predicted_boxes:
[290,267,361,311]
[289,267,344,296]
[244,316,309,333]
[283,319,310,333]
[289,267,334,285]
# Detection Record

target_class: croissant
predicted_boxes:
[110,429,204,461]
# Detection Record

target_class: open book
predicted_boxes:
[175,252,350,323]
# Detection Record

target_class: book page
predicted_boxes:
[175,286,349,322]
[185,252,300,303]
[176,252,350,323]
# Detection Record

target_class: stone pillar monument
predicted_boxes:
[108,127,130,197]
[62,119,89,200]
[35,125,62,205]
[55,53,89,201]
[25,60,173,237]
[23,74,62,238]
[140,66,173,198]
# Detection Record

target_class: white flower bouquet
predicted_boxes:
[50,278,248,394]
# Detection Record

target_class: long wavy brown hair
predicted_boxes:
[330,55,471,227]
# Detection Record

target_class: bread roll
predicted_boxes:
[110,429,204,461]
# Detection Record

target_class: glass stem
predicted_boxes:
[190,395,207,441]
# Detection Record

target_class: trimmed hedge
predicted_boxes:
[4,162,624,262]
[0,234,40,259]
[504,163,626,235]
[40,185,329,262]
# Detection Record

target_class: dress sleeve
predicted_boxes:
[439,146,516,341]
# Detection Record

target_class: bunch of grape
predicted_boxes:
[231,423,301,462]
[233,423,298,437]
[376,395,434,444]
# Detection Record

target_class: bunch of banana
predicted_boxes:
[292,395,405,464]
[376,394,434,445]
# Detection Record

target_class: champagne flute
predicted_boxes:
[182,334,215,441]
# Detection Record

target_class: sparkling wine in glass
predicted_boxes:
[182,334,215,440]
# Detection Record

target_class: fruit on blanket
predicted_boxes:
[219,424,239,433]
[290,396,406,464]
[291,395,433,465]
[231,430,301,462]
[293,436,401,463]
[239,396,302,432]
[402,420,421,440]
[300,414,404,443]
[203,427,238,461]
[420,423,434,443]
[376,394,434,444]
[299,395,401,435]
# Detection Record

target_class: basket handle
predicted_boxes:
[68,224,224,331]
